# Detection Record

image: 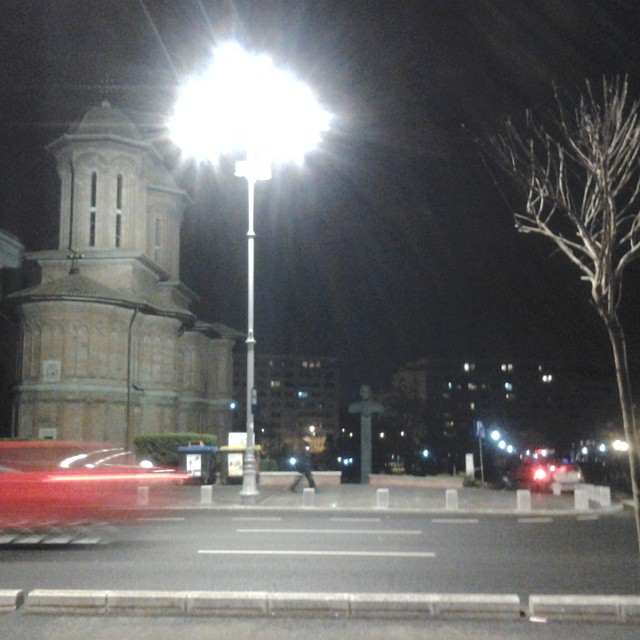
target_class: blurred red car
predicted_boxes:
[506,458,583,492]
[0,441,189,533]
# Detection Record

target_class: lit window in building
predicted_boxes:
[297,390,308,398]
[302,361,308,368]
[504,382,513,391]
[542,374,553,383]
[464,362,475,372]
[505,393,515,401]
[501,363,514,372]
[468,383,477,391]
[270,380,281,388]
[470,402,475,410]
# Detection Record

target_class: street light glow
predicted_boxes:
[169,41,332,166]
[169,41,331,504]
[490,430,501,441]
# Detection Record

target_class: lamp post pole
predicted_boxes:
[237,158,271,504]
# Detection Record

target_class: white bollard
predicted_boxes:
[376,488,390,509]
[574,487,589,511]
[200,484,213,504]
[516,489,532,512]
[552,482,561,497]
[137,486,149,506]
[599,486,611,508]
[302,488,315,507]
[445,489,459,511]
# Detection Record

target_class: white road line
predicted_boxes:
[518,517,553,524]
[576,515,599,521]
[329,517,381,523]
[431,518,479,524]
[198,550,435,558]
[136,517,186,522]
[232,517,283,522]
[236,528,422,535]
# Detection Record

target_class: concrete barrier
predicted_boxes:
[598,486,612,508]
[106,590,187,615]
[529,594,640,621]
[200,485,213,504]
[23,590,640,621]
[516,489,531,512]
[137,486,149,506]
[574,487,589,511]
[186,591,268,616]
[268,592,350,617]
[445,489,459,510]
[25,589,109,614]
[376,488,390,509]
[0,590,24,612]
[302,487,315,507]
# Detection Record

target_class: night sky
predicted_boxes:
[2,1,640,400]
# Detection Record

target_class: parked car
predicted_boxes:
[0,441,189,533]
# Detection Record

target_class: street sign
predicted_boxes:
[475,420,485,439]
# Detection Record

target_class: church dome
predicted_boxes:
[69,100,144,141]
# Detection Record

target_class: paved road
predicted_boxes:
[2,508,638,595]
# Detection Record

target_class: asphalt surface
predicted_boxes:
[1,482,638,629]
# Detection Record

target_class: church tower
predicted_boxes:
[6,102,239,447]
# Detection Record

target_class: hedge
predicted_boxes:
[134,433,218,467]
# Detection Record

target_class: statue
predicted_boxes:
[348,384,384,483]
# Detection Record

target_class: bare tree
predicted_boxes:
[491,76,640,566]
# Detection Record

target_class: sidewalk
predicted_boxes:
[167,482,624,515]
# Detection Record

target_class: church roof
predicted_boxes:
[6,271,143,306]
[7,270,197,323]
[68,100,144,141]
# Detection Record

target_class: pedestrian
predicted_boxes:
[289,438,316,492]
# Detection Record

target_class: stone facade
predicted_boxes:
[3,102,239,447]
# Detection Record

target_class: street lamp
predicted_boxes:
[169,41,331,504]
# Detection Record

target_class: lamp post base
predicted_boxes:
[240,450,259,505]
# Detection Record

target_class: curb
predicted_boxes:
[5,590,638,621]
[529,595,640,622]
[20,590,522,619]
[158,502,625,517]
[0,590,24,612]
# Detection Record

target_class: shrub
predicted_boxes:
[259,458,279,472]
[134,433,217,467]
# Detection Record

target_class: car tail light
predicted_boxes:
[533,467,547,481]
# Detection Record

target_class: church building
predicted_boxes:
[4,101,239,447]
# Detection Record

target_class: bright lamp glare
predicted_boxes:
[490,430,500,441]
[169,41,332,165]
[612,439,629,452]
